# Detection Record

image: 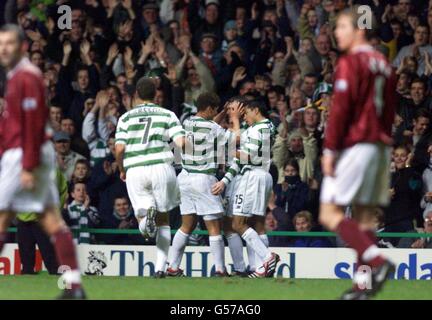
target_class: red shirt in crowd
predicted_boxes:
[0,57,48,170]
[324,45,396,152]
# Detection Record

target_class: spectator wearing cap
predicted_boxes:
[199,33,222,76]
[221,20,237,52]
[397,211,432,248]
[54,131,87,182]
[188,0,223,54]
[140,3,164,40]
[61,117,90,159]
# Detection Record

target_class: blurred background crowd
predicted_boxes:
[1,0,432,253]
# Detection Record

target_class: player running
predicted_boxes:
[0,24,85,299]
[167,92,236,277]
[319,7,396,300]
[213,100,280,278]
[115,77,186,278]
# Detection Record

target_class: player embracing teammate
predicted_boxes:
[319,7,396,300]
[212,100,280,278]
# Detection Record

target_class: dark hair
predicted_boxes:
[338,5,378,40]
[416,23,430,35]
[393,144,411,153]
[136,77,156,100]
[411,77,426,89]
[0,24,26,44]
[114,194,129,202]
[75,159,90,169]
[244,100,268,118]
[30,50,44,58]
[227,95,248,105]
[196,92,220,112]
[268,85,285,96]
[284,158,300,172]
[414,108,430,120]
[70,181,86,194]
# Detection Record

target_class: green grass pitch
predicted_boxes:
[0,275,430,299]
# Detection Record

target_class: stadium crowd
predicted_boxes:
[1,0,432,250]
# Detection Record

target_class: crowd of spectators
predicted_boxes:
[1,0,432,249]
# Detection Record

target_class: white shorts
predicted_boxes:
[178,170,224,219]
[224,175,241,217]
[232,169,273,217]
[320,143,391,206]
[0,142,59,213]
[125,163,180,217]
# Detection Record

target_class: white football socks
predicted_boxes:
[209,235,225,273]
[246,242,256,271]
[168,229,189,270]
[155,226,171,272]
[226,233,246,272]
[255,234,269,268]
[241,228,272,263]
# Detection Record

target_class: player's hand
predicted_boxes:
[211,181,225,195]
[321,153,336,177]
[21,170,35,190]
[119,170,126,182]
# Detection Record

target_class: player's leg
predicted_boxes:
[204,215,227,276]
[232,172,278,277]
[39,206,84,297]
[223,216,247,275]
[232,215,272,271]
[151,211,172,276]
[0,212,15,253]
[251,216,270,274]
[167,214,198,275]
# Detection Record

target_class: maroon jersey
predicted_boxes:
[0,57,48,170]
[324,45,396,152]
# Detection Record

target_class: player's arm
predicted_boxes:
[114,116,128,181]
[322,57,354,176]
[115,144,126,181]
[211,158,241,195]
[168,113,189,150]
[20,74,46,189]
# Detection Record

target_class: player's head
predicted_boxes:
[196,92,221,119]
[334,5,378,52]
[243,100,268,125]
[135,77,156,102]
[0,24,27,69]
